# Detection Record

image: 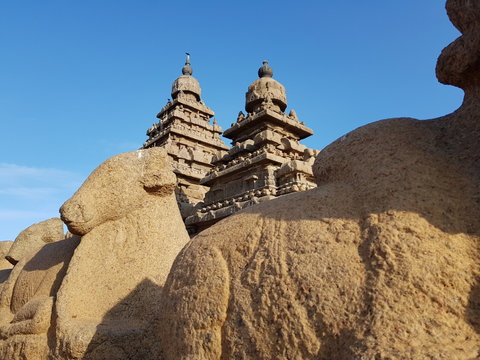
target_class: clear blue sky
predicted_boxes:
[0,1,463,240]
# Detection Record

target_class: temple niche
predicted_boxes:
[142,54,229,220]
[186,61,319,233]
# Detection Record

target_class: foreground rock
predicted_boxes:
[0,235,79,360]
[0,242,13,285]
[54,147,189,359]
[0,148,189,360]
[0,218,70,359]
[159,1,480,359]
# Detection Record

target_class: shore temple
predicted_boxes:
[143,55,318,235]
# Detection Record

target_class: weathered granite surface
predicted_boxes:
[159,1,480,359]
[1,1,478,359]
[0,242,13,286]
[5,218,64,266]
[0,235,79,360]
[55,148,189,359]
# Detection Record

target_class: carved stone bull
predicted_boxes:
[5,218,64,266]
[54,147,190,359]
[0,148,189,360]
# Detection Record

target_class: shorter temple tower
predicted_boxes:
[143,54,229,220]
[186,61,319,233]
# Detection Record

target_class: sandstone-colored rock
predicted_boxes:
[0,235,80,360]
[53,147,190,359]
[159,2,480,359]
[0,219,67,360]
[6,217,65,265]
[0,148,189,360]
[0,241,13,285]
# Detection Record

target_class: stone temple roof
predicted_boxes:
[245,61,287,113]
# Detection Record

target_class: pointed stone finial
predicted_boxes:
[258,60,273,78]
[182,53,193,76]
[172,53,201,101]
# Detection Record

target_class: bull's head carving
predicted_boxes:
[60,148,176,236]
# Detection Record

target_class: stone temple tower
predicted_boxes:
[186,61,319,233]
[143,54,229,220]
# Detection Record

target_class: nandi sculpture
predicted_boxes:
[0,218,71,360]
[158,1,480,359]
[5,217,65,265]
[0,148,189,360]
[54,147,190,359]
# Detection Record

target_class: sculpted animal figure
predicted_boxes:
[159,2,480,359]
[53,147,190,360]
[0,148,188,360]
[0,219,74,360]
[5,217,64,266]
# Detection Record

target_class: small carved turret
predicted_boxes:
[289,109,298,121]
[237,111,246,122]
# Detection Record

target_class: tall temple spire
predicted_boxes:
[143,56,229,228]
[186,60,318,234]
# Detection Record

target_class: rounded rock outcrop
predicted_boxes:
[436,0,480,88]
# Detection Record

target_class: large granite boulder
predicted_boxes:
[158,1,480,359]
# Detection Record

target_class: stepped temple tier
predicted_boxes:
[142,54,229,220]
[186,61,319,233]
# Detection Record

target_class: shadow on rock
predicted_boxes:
[467,278,480,334]
[81,278,164,360]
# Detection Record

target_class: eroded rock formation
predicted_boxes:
[159,1,480,359]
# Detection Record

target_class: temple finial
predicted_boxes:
[182,53,192,76]
[258,60,273,78]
